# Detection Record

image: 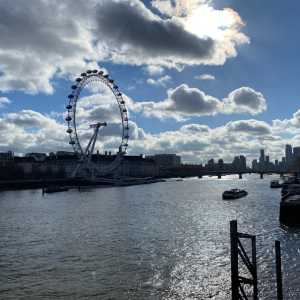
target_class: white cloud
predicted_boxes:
[0,106,145,155]
[1,104,300,164]
[144,65,165,76]
[222,87,267,115]
[134,84,267,121]
[151,0,212,17]
[127,107,300,163]
[127,119,276,163]
[0,109,67,153]
[146,75,172,87]
[0,97,11,108]
[180,123,210,133]
[135,84,221,121]
[0,0,248,94]
[225,119,272,136]
[95,0,249,68]
[0,0,99,94]
[195,74,215,81]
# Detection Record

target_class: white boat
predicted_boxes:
[222,189,248,200]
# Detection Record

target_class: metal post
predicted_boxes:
[230,220,239,300]
[252,236,258,300]
[275,240,283,300]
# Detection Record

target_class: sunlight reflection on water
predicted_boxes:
[1,174,300,299]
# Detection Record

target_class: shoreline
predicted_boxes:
[0,177,166,191]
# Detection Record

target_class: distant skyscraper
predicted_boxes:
[207,158,214,168]
[252,159,258,171]
[293,146,300,158]
[240,155,247,170]
[285,144,293,162]
[218,159,224,170]
[259,149,265,164]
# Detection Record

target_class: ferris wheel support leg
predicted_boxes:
[90,127,100,159]
[71,161,83,178]
[85,131,97,156]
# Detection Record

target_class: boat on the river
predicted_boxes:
[280,194,300,226]
[42,186,69,194]
[222,189,248,200]
[270,180,283,188]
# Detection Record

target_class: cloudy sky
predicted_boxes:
[0,0,300,164]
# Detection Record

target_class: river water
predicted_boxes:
[1,174,300,299]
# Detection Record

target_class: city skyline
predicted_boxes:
[1,1,300,163]
[4,141,300,170]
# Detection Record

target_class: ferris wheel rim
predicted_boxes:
[65,69,129,160]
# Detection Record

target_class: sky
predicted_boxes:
[0,0,300,164]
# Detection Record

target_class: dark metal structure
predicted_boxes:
[275,240,283,300]
[230,220,258,300]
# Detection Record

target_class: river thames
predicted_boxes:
[1,174,300,299]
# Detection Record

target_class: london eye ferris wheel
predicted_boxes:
[65,69,129,178]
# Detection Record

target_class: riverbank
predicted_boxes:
[0,177,166,191]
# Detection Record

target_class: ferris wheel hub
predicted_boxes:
[89,122,107,129]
